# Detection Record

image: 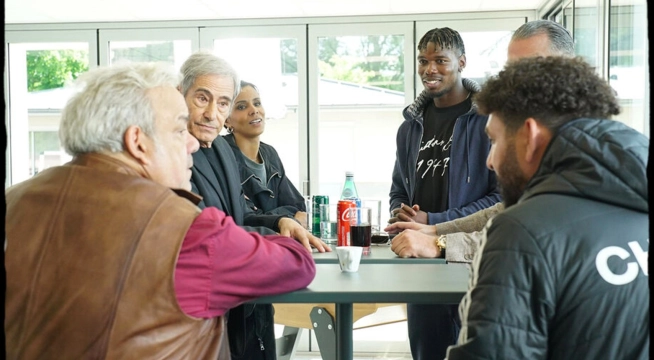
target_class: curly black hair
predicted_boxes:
[418,27,465,56]
[475,56,620,134]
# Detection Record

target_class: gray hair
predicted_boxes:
[512,20,575,57]
[60,61,181,155]
[240,80,258,93]
[179,51,240,101]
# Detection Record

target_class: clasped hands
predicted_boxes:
[388,203,428,225]
[384,204,442,258]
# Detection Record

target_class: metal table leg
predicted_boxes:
[276,326,303,360]
[335,303,353,360]
[310,307,336,360]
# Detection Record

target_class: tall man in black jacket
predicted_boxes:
[179,52,329,360]
[446,57,649,359]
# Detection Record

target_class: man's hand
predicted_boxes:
[294,211,309,228]
[384,221,437,235]
[390,230,441,258]
[278,217,331,253]
[388,204,428,225]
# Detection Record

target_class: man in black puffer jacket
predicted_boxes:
[446,56,649,359]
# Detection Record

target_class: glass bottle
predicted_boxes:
[340,171,359,200]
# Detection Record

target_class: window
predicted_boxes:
[108,40,192,67]
[416,19,526,87]
[201,25,307,192]
[309,23,414,224]
[99,28,198,70]
[609,0,648,135]
[574,0,601,68]
[545,0,574,31]
[6,30,97,186]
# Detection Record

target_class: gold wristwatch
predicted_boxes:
[436,235,447,250]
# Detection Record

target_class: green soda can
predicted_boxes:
[312,195,329,236]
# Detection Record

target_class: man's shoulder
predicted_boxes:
[489,195,572,235]
[396,113,420,136]
[484,196,568,250]
[212,135,231,150]
[461,108,488,123]
[488,193,647,250]
[192,137,238,164]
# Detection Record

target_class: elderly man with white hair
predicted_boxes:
[5,61,316,360]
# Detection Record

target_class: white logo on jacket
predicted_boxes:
[595,240,648,285]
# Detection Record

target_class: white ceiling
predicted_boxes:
[6,0,544,24]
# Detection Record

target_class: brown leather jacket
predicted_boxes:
[5,153,230,359]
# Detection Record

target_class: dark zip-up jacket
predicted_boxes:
[448,118,649,360]
[189,135,284,360]
[390,78,501,224]
[190,136,282,234]
[224,133,306,217]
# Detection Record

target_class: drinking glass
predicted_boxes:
[361,199,382,233]
[348,207,372,255]
[361,199,389,244]
[319,203,338,245]
[303,195,312,231]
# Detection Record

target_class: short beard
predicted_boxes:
[423,80,454,99]
[425,87,450,99]
[497,142,529,208]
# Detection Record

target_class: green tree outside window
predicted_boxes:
[27,50,89,92]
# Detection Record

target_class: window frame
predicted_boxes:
[5,30,98,187]
[199,25,309,192]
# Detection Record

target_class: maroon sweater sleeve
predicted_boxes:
[174,207,316,318]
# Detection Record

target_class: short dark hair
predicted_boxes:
[240,80,258,93]
[418,27,465,56]
[475,56,620,133]
[512,20,574,57]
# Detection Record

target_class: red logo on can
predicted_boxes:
[337,200,356,246]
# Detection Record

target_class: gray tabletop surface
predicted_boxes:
[250,263,469,304]
[312,244,447,264]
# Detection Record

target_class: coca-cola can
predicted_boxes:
[337,199,356,246]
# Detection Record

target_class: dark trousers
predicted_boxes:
[407,304,461,360]
[228,304,276,360]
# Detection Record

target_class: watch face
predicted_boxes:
[438,236,446,249]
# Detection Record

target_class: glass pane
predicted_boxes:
[109,40,192,70]
[609,0,648,135]
[575,0,600,68]
[318,35,405,103]
[316,34,406,225]
[563,1,574,35]
[212,38,302,190]
[8,42,89,185]
[457,31,512,86]
[29,131,72,176]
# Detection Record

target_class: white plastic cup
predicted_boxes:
[336,246,363,272]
